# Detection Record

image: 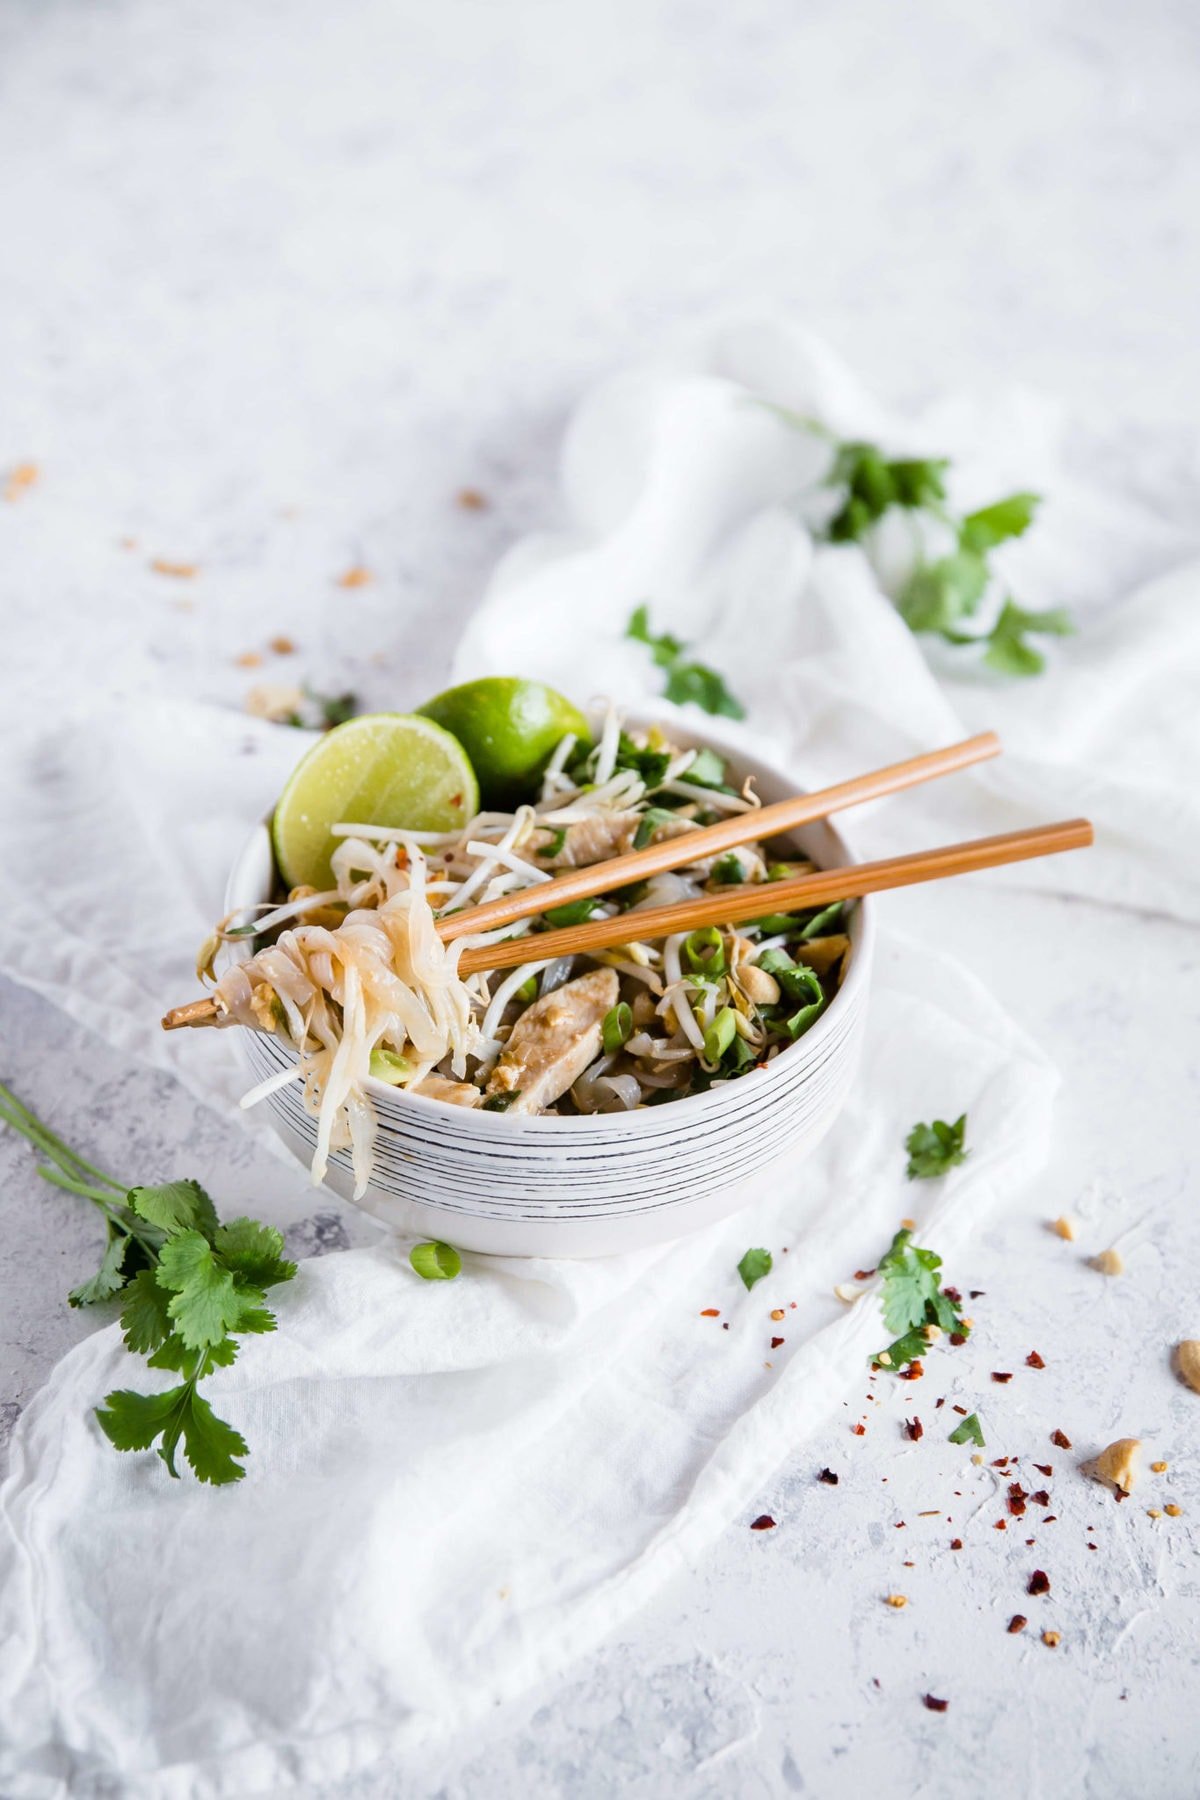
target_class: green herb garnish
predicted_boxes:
[905,1114,968,1180]
[410,1241,462,1281]
[737,1247,773,1291]
[704,1006,737,1063]
[633,806,679,850]
[684,926,727,977]
[481,1091,520,1112]
[515,975,539,1003]
[626,605,745,719]
[870,1227,969,1371]
[0,1081,295,1485]
[544,898,606,928]
[710,852,745,886]
[948,1411,985,1448]
[602,1002,633,1054]
[536,826,567,859]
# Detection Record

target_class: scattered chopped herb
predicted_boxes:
[611,732,672,791]
[684,925,727,977]
[904,1114,968,1180]
[949,1412,985,1448]
[543,898,606,928]
[625,605,745,719]
[704,1006,737,1063]
[737,1247,773,1291]
[632,806,678,849]
[682,746,733,790]
[409,1241,462,1281]
[536,826,567,859]
[481,1091,521,1112]
[710,852,745,886]
[601,1002,633,1054]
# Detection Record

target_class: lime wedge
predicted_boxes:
[417,677,590,807]
[271,714,479,890]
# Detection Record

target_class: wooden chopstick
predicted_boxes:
[454,819,1094,976]
[161,732,1000,1030]
[436,731,1001,943]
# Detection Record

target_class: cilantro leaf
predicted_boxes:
[710,853,745,886]
[825,445,949,542]
[664,661,745,720]
[870,1226,970,1370]
[625,606,745,720]
[905,1115,969,1180]
[68,1228,131,1308]
[95,1386,184,1453]
[897,549,989,634]
[129,1179,220,1241]
[981,600,1074,678]
[959,492,1040,554]
[179,1390,251,1484]
[948,1412,985,1448]
[213,1218,296,1290]
[156,1231,268,1349]
[120,1266,174,1354]
[738,1247,773,1291]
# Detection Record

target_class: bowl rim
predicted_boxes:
[223,708,875,1134]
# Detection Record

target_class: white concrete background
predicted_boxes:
[1,1,1199,1794]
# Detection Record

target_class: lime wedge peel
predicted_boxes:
[271,713,480,891]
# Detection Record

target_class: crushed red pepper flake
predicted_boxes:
[994,1520,1007,1531]
[943,1287,962,1305]
[992,1457,1011,1468]
[699,1308,720,1318]
[950,1538,963,1550]
[771,1336,785,1349]
[456,487,489,510]
[851,1423,866,1436]
[1028,1569,1050,1596]
[1045,1516,1058,1524]
[949,1332,967,1347]
[922,1694,949,1713]
[750,1514,776,1531]
[904,1417,924,1441]
[854,1268,876,1281]
[935,1397,945,1409]
[817,1468,839,1485]
[1026,1350,1046,1369]
[992,1372,1014,1384]
[899,1360,924,1381]
[1026,1538,1036,1547]
[1034,1463,1054,1477]
[336,566,373,588]
[1031,1489,1051,1507]
[1008,1614,1028,1633]
[969,1289,986,1298]
[1051,1429,1072,1449]
[1008,1485,1028,1517]
[952,1405,968,1416]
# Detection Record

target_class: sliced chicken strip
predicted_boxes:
[411,1074,483,1108]
[528,811,700,870]
[484,967,619,1114]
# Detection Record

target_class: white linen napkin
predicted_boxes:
[0,319,1195,1796]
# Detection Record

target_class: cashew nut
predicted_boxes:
[1090,1437,1141,1496]
[738,963,781,1006]
[1176,1340,1200,1393]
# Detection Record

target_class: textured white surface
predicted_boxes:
[1,0,1198,1794]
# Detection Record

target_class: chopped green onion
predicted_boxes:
[481,1091,521,1112]
[766,862,797,882]
[515,976,539,1003]
[601,1002,633,1054]
[409,1241,462,1281]
[703,1006,737,1063]
[799,901,844,940]
[536,827,567,859]
[710,852,744,886]
[750,913,803,934]
[544,899,606,928]
[368,1048,411,1085]
[683,747,728,790]
[632,806,679,850]
[684,926,727,977]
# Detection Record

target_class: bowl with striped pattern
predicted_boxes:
[225,717,874,1258]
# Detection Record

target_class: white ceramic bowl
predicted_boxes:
[225,718,874,1257]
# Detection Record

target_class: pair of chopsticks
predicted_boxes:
[162,731,1092,1027]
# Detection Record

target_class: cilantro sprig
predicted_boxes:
[773,414,1070,676]
[870,1228,969,1371]
[626,605,745,719]
[905,1114,968,1180]
[0,1081,295,1485]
